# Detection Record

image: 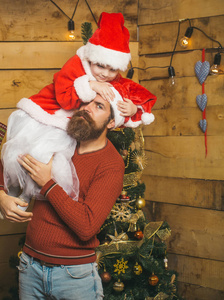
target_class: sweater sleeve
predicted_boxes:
[40,161,124,241]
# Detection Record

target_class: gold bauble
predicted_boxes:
[133,263,143,275]
[136,196,146,209]
[113,280,124,292]
[120,233,129,241]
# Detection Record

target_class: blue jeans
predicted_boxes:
[17,252,104,300]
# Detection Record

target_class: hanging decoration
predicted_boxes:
[113,258,129,275]
[49,0,97,40]
[195,48,210,156]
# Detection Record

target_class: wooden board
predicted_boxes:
[0,70,57,108]
[0,0,138,41]
[144,202,224,261]
[143,136,224,180]
[139,15,224,55]
[0,219,28,235]
[140,75,224,110]
[0,234,24,299]
[142,175,224,210]
[0,41,138,78]
[0,42,83,69]
[138,0,224,25]
[138,50,216,80]
[168,253,224,291]
[0,109,16,125]
[177,282,224,300]
[141,106,224,137]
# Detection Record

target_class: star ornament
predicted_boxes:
[113,258,129,275]
[107,229,129,250]
[131,152,148,170]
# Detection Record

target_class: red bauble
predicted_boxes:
[149,274,159,286]
[134,230,144,240]
[100,271,112,283]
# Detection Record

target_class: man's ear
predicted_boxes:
[107,119,115,130]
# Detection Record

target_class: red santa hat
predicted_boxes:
[109,84,156,129]
[83,12,131,71]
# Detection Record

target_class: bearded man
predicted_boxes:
[0,94,124,300]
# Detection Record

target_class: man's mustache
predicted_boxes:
[71,110,94,124]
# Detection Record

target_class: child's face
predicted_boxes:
[90,63,119,82]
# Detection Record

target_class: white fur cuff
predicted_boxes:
[74,75,96,102]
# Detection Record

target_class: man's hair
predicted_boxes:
[107,104,115,131]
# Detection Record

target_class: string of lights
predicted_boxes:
[49,0,97,40]
[127,18,223,81]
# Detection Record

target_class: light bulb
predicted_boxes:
[168,66,176,87]
[179,27,193,49]
[210,53,221,75]
[68,19,75,41]
[179,36,190,48]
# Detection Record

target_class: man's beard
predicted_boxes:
[67,110,109,142]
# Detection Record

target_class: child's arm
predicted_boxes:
[117,98,137,117]
[89,81,115,102]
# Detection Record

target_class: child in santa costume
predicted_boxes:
[1,12,157,214]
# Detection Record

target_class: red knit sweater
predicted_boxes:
[0,140,124,265]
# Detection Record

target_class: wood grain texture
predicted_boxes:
[168,253,224,291]
[138,0,224,25]
[138,50,216,80]
[139,15,224,55]
[142,175,224,210]
[177,282,224,300]
[140,75,224,110]
[143,136,224,180]
[0,0,138,41]
[144,202,224,261]
[142,106,224,137]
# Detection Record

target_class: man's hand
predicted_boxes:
[117,98,138,117]
[89,81,115,102]
[18,154,53,187]
[0,190,33,222]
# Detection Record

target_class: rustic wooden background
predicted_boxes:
[0,0,224,299]
[138,0,224,299]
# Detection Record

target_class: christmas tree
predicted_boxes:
[96,127,181,300]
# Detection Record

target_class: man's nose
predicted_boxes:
[82,102,92,113]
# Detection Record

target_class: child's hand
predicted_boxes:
[89,81,115,102]
[117,98,138,117]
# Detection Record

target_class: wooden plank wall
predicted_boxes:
[0,1,139,298]
[138,0,224,299]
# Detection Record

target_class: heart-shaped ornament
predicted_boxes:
[199,119,207,133]
[196,94,207,111]
[195,61,210,84]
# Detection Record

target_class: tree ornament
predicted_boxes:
[131,151,148,170]
[149,273,159,286]
[17,250,23,259]
[133,262,143,275]
[136,196,146,210]
[120,190,130,202]
[113,279,125,292]
[100,271,112,283]
[109,202,132,222]
[164,256,168,270]
[113,258,129,275]
[134,230,144,240]
[107,229,129,245]
[120,149,128,160]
